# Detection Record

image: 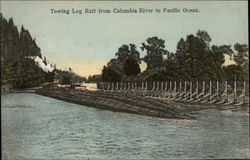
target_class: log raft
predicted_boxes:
[36,80,248,120]
[36,87,195,120]
[99,81,249,105]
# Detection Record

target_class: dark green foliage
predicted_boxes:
[0,14,42,61]
[101,30,248,82]
[101,44,142,80]
[124,58,141,76]
[142,36,169,70]
[221,44,249,81]
[114,44,141,76]
[174,34,211,80]
[0,13,53,88]
[62,76,70,84]
[159,31,247,81]
[19,26,42,58]
[107,58,123,76]
[115,44,140,64]
[87,75,102,82]
[145,59,179,81]
[213,45,234,60]
[2,12,246,85]
[101,66,121,82]
[54,69,85,84]
[224,65,248,81]
[45,71,55,82]
[0,13,87,88]
[1,59,46,88]
[172,32,236,81]
[233,43,248,71]
[196,30,211,49]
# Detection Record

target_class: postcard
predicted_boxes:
[1,1,249,159]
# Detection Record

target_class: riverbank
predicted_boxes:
[36,87,197,120]
[1,86,43,94]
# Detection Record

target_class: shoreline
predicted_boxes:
[1,86,43,94]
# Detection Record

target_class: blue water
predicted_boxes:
[1,93,249,159]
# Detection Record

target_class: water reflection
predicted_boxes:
[2,93,249,159]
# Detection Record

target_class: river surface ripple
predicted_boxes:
[1,93,249,159]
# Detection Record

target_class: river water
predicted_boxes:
[1,93,249,159]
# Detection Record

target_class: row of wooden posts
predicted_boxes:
[98,81,248,105]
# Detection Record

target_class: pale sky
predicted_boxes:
[1,1,248,77]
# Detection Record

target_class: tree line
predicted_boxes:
[0,13,54,88]
[101,30,248,82]
[1,13,89,88]
[1,13,248,88]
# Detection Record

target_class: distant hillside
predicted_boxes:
[0,13,54,88]
[0,13,87,88]
[0,13,42,61]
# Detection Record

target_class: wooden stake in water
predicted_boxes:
[107,82,110,90]
[216,81,219,99]
[234,81,237,100]
[179,81,182,93]
[156,82,159,90]
[165,82,168,91]
[209,81,212,100]
[152,82,155,90]
[170,81,172,93]
[128,82,131,90]
[184,81,187,93]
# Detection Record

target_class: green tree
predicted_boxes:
[175,34,207,80]
[196,30,211,49]
[0,13,57,88]
[45,70,55,82]
[115,44,140,64]
[213,45,234,60]
[174,31,226,81]
[123,58,141,76]
[101,66,121,82]
[233,43,248,69]
[62,76,70,84]
[141,36,169,70]
[87,75,102,82]
[224,64,247,81]
[107,58,123,76]
[146,59,179,81]
[115,44,141,76]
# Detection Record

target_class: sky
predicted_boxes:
[0,1,248,77]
